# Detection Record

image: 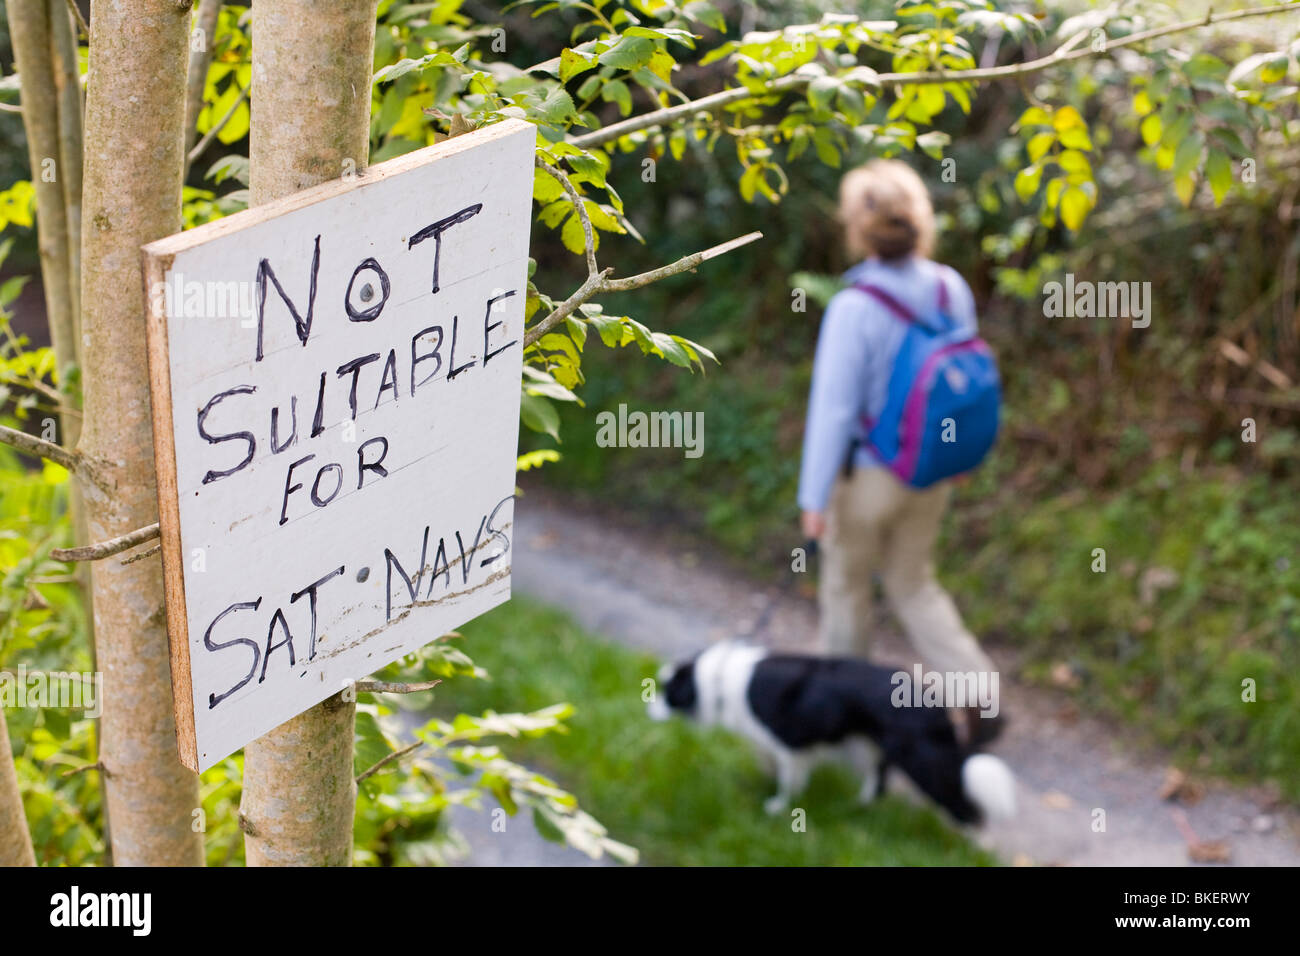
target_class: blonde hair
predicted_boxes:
[838,159,936,261]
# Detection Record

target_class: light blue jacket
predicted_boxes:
[797,256,978,513]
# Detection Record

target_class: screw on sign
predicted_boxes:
[142,119,534,771]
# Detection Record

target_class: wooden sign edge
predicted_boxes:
[141,116,535,773]
[141,247,200,772]
[141,117,534,259]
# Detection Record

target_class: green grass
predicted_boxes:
[946,464,1300,794]
[449,595,995,866]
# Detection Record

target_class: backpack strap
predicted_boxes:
[854,268,950,324]
[935,268,950,312]
[853,282,916,323]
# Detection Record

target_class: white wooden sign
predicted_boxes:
[142,119,534,772]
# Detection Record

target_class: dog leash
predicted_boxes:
[746,538,818,640]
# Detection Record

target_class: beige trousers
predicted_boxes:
[817,466,994,678]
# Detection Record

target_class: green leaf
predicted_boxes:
[535,87,578,127]
[1052,105,1085,131]
[0,275,31,309]
[1059,186,1090,230]
[1160,113,1194,151]
[561,214,594,255]
[916,130,949,160]
[1172,131,1204,180]
[1261,53,1291,83]
[1208,126,1248,159]
[1026,131,1055,163]
[586,314,625,348]
[598,36,656,71]
[353,710,394,778]
[600,79,633,117]
[684,1,727,32]
[811,128,840,167]
[917,83,945,118]
[1058,126,1092,150]
[1056,149,1092,177]
[1140,114,1162,148]
[1045,176,1066,210]
[836,83,868,123]
[668,128,687,161]
[807,76,839,113]
[1205,148,1232,205]
[517,449,561,472]
[537,199,572,229]
[1014,165,1042,202]
[533,167,567,204]
[559,48,599,83]
[567,152,609,188]
[1016,106,1053,130]
[520,392,561,441]
[532,805,567,844]
[648,48,675,84]
[205,155,249,186]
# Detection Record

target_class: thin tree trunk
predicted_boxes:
[184,0,222,160]
[6,0,76,400]
[0,707,36,866]
[46,0,104,861]
[49,0,83,356]
[79,0,203,867]
[239,0,377,867]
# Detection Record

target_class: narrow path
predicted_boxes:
[452,488,1300,866]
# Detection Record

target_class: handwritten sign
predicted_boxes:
[142,120,534,772]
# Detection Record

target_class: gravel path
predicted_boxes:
[450,488,1300,867]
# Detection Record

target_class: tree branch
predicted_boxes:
[536,155,597,276]
[523,230,762,348]
[60,760,106,779]
[0,423,81,473]
[184,0,223,160]
[186,77,248,170]
[355,739,422,784]
[120,543,161,566]
[569,2,1300,150]
[352,678,442,695]
[51,522,159,562]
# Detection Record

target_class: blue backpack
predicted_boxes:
[853,275,1001,489]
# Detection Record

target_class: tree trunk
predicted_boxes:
[239,0,377,867]
[49,0,83,354]
[79,0,204,867]
[6,0,76,400]
[47,0,104,860]
[0,707,36,866]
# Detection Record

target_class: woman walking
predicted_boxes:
[798,159,1000,742]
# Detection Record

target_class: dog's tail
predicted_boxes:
[962,753,1017,823]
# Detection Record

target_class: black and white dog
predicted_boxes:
[647,641,1016,824]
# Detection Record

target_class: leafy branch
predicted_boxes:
[568,2,1300,149]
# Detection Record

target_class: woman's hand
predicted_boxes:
[801,510,826,540]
